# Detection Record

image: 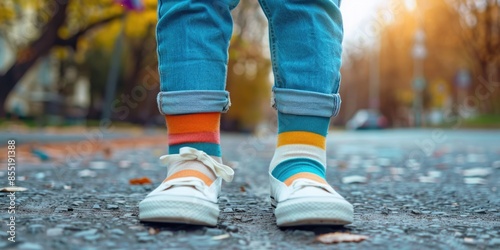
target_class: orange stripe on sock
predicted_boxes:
[284,172,327,186]
[166,113,220,134]
[277,131,326,150]
[163,170,214,186]
[168,131,220,145]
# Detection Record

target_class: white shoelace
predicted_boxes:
[159,147,234,182]
[290,179,334,194]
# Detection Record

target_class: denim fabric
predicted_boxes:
[157,90,231,115]
[156,0,239,114]
[273,87,342,117]
[156,0,343,117]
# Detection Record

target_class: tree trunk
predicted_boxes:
[0,1,69,116]
[0,0,124,117]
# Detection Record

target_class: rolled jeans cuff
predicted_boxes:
[272,87,342,118]
[157,90,231,115]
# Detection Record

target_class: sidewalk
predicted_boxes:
[1,130,499,249]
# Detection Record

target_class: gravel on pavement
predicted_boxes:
[1,129,499,249]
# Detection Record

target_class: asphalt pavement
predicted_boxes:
[1,129,499,249]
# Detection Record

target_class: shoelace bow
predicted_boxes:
[290,179,334,195]
[159,147,234,182]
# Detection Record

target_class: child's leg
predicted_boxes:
[259,0,353,226]
[139,0,239,226]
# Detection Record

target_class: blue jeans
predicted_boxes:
[156,0,343,118]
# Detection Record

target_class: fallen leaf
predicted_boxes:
[0,186,28,192]
[342,175,367,184]
[129,177,152,185]
[102,145,113,159]
[337,161,348,170]
[316,232,369,244]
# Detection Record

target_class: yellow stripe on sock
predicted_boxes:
[277,131,326,149]
[284,172,328,186]
[163,170,214,186]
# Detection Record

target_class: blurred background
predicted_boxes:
[0,0,499,132]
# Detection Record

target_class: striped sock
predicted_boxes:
[164,112,221,185]
[270,112,330,186]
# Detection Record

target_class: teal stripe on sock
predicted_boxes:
[169,143,221,157]
[278,113,330,136]
[271,158,326,182]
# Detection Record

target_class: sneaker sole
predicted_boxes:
[139,195,219,226]
[272,197,353,227]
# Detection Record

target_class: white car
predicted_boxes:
[346,109,388,130]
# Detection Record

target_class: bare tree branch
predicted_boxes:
[54,13,124,49]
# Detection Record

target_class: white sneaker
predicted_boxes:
[270,173,353,227]
[139,147,234,226]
